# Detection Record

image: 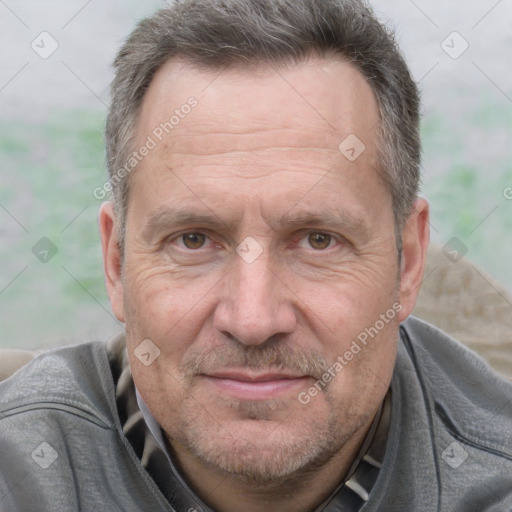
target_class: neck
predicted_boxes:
[166,415,376,512]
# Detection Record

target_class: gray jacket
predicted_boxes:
[1,316,511,511]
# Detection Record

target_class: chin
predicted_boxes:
[170,397,356,485]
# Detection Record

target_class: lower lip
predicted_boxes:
[202,375,311,400]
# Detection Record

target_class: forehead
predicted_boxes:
[136,56,380,150]
[128,56,390,230]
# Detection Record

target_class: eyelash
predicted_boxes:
[296,232,340,251]
[167,230,345,252]
[176,232,214,250]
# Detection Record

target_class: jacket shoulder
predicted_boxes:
[0,340,119,428]
[400,316,512,460]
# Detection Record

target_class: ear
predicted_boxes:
[99,202,125,323]
[397,198,430,322]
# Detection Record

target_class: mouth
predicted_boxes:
[200,370,312,400]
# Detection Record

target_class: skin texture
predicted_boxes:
[100,57,430,512]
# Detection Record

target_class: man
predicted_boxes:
[1,0,511,510]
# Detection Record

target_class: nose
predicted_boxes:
[213,252,297,346]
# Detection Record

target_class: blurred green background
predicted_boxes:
[1,0,511,349]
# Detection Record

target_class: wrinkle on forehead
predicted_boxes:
[135,55,380,151]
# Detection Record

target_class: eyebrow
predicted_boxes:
[274,209,371,240]
[141,207,232,241]
[141,205,371,242]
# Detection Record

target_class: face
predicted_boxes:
[101,57,428,484]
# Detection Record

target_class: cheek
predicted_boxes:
[295,266,400,404]
[321,320,398,416]
[122,271,217,404]
[288,241,397,304]
[123,259,220,341]
[295,274,398,354]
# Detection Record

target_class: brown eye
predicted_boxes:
[182,233,206,249]
[308,233,332,250]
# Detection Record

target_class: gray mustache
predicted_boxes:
[181,341,330,380]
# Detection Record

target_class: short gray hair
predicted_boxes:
[106,0,421,251]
